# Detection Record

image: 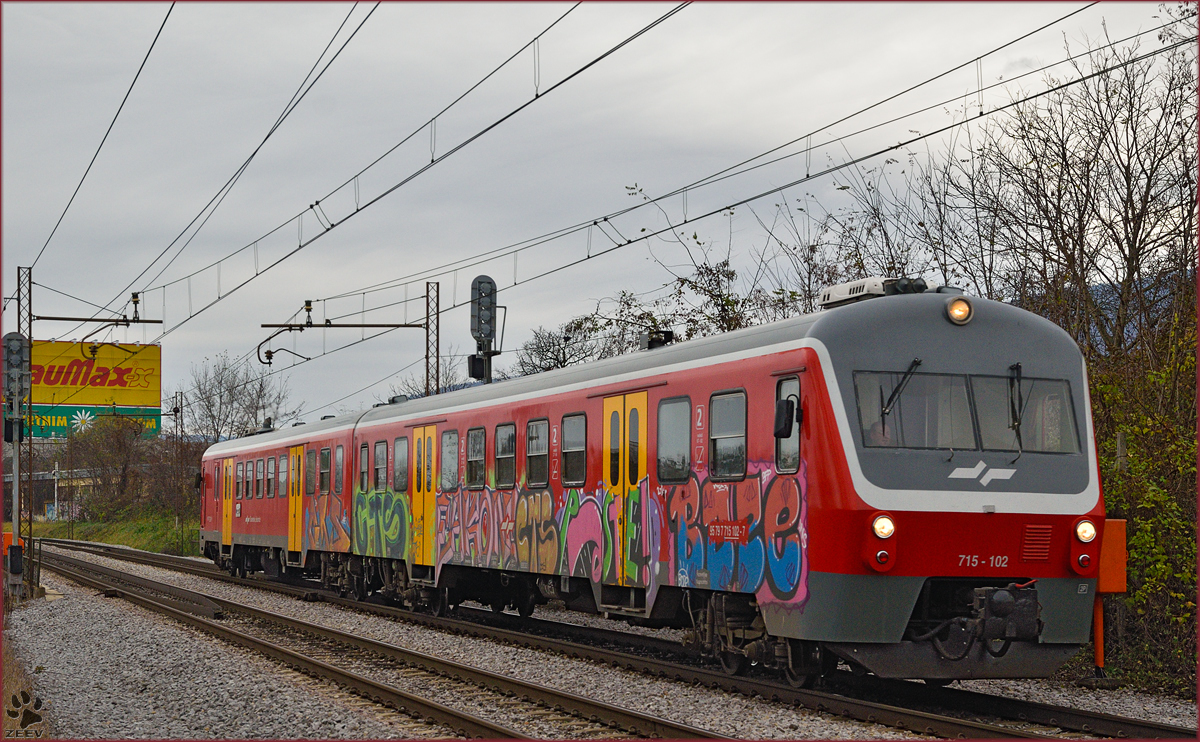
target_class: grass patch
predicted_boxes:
[4,513,201,556]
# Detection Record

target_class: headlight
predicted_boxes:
[872,515,895,539]
[945,297,973,325]
[1075,520,1096,543]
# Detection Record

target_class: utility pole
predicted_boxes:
[426,282,439,396]
[17,267,32,593]
[53,461,59,522]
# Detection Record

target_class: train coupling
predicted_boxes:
[971,581,1042,643]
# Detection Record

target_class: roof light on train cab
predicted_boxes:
[945,296,973,325]
[872,515,895,539]
[1075,520,1096,543]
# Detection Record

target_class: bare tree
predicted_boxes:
[387,345,471,399]
[512,316,618,375]
[183,353,301,443]
[64,416,147,521]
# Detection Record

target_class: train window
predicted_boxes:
[527,420,549,487]
[279,455,287,492]
[266,457,276,498]
[319,448,332,494]
[776,378,800,474]
[609,411,620,487]
[425,434,434,491]
[236,462,243,499]
[710,392,747,479]
[359,443,369,492]
[495,424,516,489]
[971,376,1080,454]
[854,372,975,450]
[375,441,387,492]
[441,430,459,491]
[657,397,691,483]
[415,437,423,493]
[256,459,265,498]
[334,445,344,495]
[627,409,640,486]
[394,438,408,493]
[562,414,586,486]
[216,466,223,501]
[466,428,485,489]
[306,450,316,495]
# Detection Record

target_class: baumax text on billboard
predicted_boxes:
[31,341,161,408]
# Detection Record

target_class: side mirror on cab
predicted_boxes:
[774,398,797,438]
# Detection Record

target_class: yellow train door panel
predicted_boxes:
[602,392,647,587]
[411,425,437,567]
[622,392,648,587]
[288,445,304,553]
[221,459,234,546]
[602,396,625,585]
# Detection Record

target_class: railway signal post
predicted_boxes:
[469,274,502,384]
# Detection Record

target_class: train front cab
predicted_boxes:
[787,290,1126,681]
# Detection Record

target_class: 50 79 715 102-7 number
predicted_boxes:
[959,554,1009,568]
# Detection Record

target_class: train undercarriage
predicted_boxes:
[205,542,1071,685]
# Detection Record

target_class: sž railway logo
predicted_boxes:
[4,690,44,738]
[948,460,1016,486]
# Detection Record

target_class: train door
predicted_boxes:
[288,445,304,553]
[411,425,437,567]
[602,391,647,587]
[221,459,234,547]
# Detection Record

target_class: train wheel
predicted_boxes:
[428,587,448,617]
[719,651,749,676]
[516,590,537,618]
[351,577,368,602]
[785,667,816,688]
[489,599,507,613]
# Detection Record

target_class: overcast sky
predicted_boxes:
[2,2,1169,420]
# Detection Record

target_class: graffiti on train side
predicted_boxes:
[666,461,809,603]
[353,489,411,559]
[414,458,806,603]
[304,492,352,552]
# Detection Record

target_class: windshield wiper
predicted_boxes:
[1009,362,1024,461]
[880,358,922,433]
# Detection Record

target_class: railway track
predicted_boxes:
[39,538,1197,740]
[39,549,723,740]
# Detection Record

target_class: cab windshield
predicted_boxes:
[854,371,1080,453]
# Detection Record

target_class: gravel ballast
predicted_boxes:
[6,572,456,739]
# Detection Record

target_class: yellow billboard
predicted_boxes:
[30,341,161,407]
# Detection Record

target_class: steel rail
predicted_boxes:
[39,553,524,739]
[43,539,1194,739]
[837,675,1196,740]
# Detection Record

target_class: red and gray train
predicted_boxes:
[200,277,1123,684]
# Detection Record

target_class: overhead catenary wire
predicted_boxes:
[53,3,377,342]
[133,4,690,345]
[29,2,175,271]
[319,2,1112,304]
[137,2,583,302]
[265,37,1192,394]
[180,27,1191,422]
[136,2,379,298]
[31,282,126,318]
[317,14,1184,323]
